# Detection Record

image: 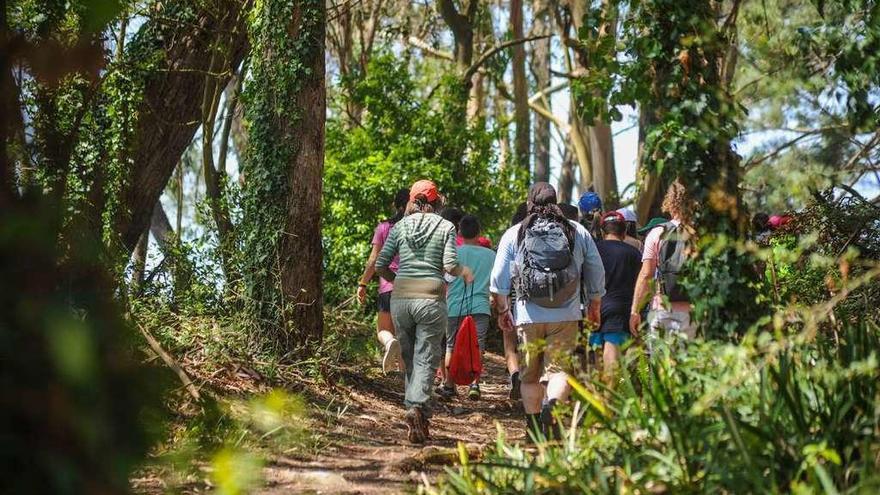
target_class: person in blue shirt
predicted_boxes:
[436,215,496,401]
[491,182,605,441]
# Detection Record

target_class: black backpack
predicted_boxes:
[513,218,580,308]
[657,222,692,302]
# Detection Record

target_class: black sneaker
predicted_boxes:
[541,399,561,441]
[468,383,481,400]
[435,384,457,399]
[524,413,542,444]
[405,408,428,444]
[508,371,521,400]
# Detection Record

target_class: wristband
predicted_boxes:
[358,283,367,288]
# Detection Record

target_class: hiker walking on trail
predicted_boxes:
[592,211,642,377]
[375,180,474,444]
[615,207,644,252]
[491,182,605,441]
[356,188,409,373]
[499,203,529,401]
[578,191,603,240]
[630,180,697,350]
[436,215,495,401]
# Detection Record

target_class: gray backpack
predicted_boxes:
[657,222,692,302]
[513,219,580,308]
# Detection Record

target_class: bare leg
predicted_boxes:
[442,350,452,386]
[521,380,544,414]
[378,311,401,371]
[503,329,520,375]
[377,311,395,344]
[602,343,620,383]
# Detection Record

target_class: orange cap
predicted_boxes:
[409,179,439,202]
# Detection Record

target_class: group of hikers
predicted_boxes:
[356,178,698,444]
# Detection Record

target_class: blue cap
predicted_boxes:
[578,192,602,213]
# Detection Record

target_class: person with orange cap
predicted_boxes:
[376,179,474,444]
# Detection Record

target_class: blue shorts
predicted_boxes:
[589,331,630,347]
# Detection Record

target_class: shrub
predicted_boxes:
[436,319,880,494]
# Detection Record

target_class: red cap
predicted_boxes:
[600,210,625,226]
[409,180,439,202]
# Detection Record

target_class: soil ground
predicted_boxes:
[260,352,524,494]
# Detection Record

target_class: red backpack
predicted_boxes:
[448,314,483,385]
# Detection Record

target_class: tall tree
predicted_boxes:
[530,0,553,183]
[118,1,250,254]
[438,0,479,70]
[566,0,618,206]
[242,0,326,352]
[511,0,530,172]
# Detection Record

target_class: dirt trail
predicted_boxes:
[261,353,524,494]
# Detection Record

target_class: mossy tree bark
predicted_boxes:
[242,0,325,353]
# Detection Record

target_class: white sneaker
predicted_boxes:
[383,338,401,373]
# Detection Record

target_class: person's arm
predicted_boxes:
[629,259,657,335]
[630,225,666,335]
[490,231,515,331]
[579,226,606,324]
[375,226,400,282]
[356,243,382,304]
[443,226,473,282]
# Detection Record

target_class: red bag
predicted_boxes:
[448,315,483,385]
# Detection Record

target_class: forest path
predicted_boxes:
[260,352,524,494]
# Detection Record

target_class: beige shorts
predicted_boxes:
[517,321,579,383]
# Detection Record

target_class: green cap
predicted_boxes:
[638,217,668,235]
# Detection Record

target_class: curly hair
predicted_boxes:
[661,179,694,224]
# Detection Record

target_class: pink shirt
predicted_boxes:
[642,220,690,312]
[372,221,399,294]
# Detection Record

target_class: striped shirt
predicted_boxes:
[375,213,462,300]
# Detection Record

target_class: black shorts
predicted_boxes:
[377,292,392,313]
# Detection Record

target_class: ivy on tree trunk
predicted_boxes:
[242,0,326,354]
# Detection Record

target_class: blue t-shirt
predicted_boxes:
[447,244,496,317]
[490,220,606,325]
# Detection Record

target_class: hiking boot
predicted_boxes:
[382,338,401,373]
[508,371,521,400]
[405,407,428,444]
[541,399,562,441]
[468,383,481,401]
[435,383,457,400]
[524,413,542,444]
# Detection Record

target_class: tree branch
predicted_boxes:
[464,35,551,81]
[406,36,454,61]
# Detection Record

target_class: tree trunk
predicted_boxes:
[635,105,663,223]
[149,200,174,252]
[589,122,617,207]
[567,0,618,205]
[130,227,148,293]
[438,0,477,71]
[119,0,250,255]
[511,0,530,173]
[243,0,325,352]
[558,148,575,204]
[530,0,552,183]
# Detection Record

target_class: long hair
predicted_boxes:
[662,179,694,225]
[406,194,444,215]
[519,203,576,246]
[384,188,410,225]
